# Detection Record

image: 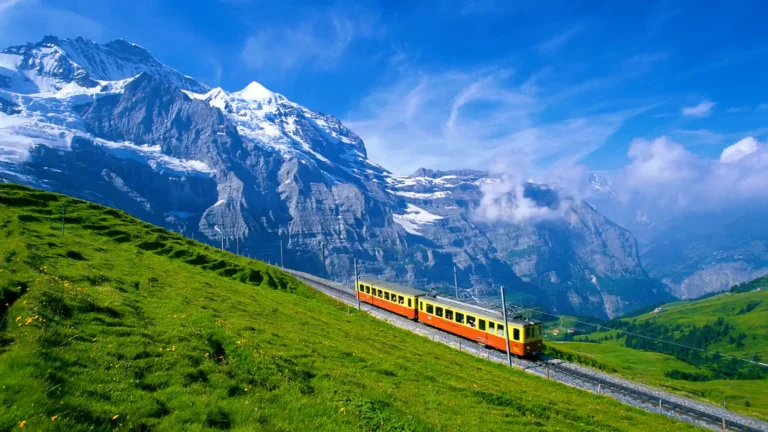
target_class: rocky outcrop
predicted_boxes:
[0,36,671,319]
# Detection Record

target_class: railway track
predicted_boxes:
[284,268,768,432]
[540,360,763,431]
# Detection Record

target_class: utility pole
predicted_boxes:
[280,239,284,268]
[61,204,65,236]
[216,214,224,250]
[500,285,512,367]
[354,258,360,310]
[321,242,326,279]
[453,266,459,298]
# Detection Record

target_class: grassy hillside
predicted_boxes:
[620,289,767,363]
[0,184,695,431]
[730,274,768,294]
[550,287,768,420]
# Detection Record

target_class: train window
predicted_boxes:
[467,316,476,328]
[419,301,423,311]
[497,324,504,336]
[377,289,382,298]
[384,292,390,301]
[398,295,404,304]
[445,309,453,320]
[408,298,412,308]
[455,312,464,324]
[513,328,520,341]
[525,327,531,338]
[426,304,434,314]
[365,286,371,294]
[479,320,486,331]
[436,307,443,317]
[488,322,495,332]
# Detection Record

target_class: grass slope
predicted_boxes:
[0,184,695,431]
[629,290,768,360]
[552,288,768,420]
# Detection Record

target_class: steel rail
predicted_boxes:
[540,360,763,432]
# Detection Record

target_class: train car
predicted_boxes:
[418,296,543,357]
[356,278,427,319]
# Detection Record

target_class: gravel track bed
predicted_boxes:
[285,269,768,432]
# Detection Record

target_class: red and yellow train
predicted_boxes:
[356,278,543,358]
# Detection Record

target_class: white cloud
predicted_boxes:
[240,8,380,72]
[720,136,758,163]
[0,0,25,14]
[681,100,716,117]
[618,136,768,208]
[536,26,583,54]
[624,137,700,192]
[473,171,569,224]
[726,106,749,113]
[672,129,725,145]
[345,68,639,175]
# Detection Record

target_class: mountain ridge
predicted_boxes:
[0,35,671,319]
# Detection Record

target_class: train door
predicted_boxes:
[477,319,487,344]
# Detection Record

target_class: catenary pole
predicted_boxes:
[500,285,512,367]
[453,266,459,298]
[354,258,360,310]
[321,242,326,279]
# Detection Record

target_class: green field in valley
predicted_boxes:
[549,285,768,420]
[0,184,698,431]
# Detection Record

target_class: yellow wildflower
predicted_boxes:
[19,420,26,428]
[51,415,59,422]
[15,316,20,321]
[112,415,119,420]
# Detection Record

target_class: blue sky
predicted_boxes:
[1,0,767,177]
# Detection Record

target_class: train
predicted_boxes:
[356,278,543,358]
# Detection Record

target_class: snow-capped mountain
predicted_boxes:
[0,35,207,95]
[0,36,671,318]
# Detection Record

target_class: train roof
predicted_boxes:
[425,295,541,327]
[359,278,428,297]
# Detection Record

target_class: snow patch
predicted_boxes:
[392,204,443,236]
[392,190,450,199]
[181,89,209,101]
[0,113,74,162]
[235,81,275,101]
[93,139,215,175]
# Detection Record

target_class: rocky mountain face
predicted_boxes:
[586,175,768,299]
[0,36,671,319]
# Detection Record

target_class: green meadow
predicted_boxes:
[551,287,768,420]
[0,184,696,431]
